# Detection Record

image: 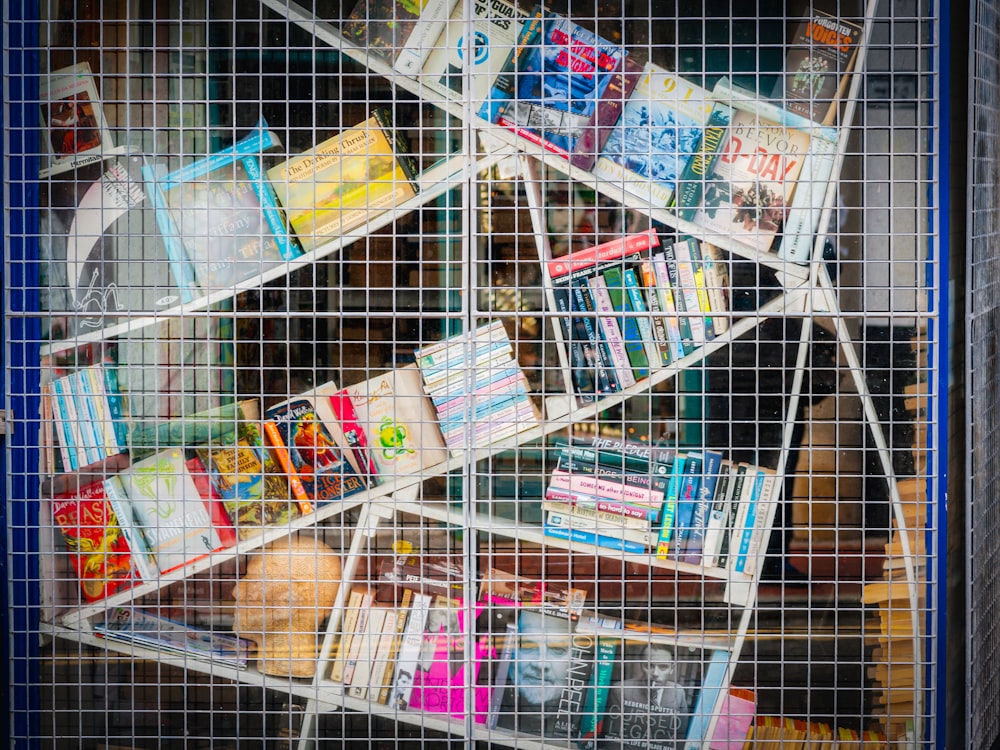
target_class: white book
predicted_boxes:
[777,128,839,263]
[394,0,461,76]
[347,607,388,700]
[389,592,432,710]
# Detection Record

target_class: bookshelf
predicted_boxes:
[26,0,931,747]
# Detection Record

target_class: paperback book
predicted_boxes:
[342,0,458,75]
[267,108,420,251]
[593,64,715,207]
[483,13,625,158]
[39,61,118,177]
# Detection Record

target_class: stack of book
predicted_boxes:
[548,229,731,404]
[862,328,928,745]
[747,716,886,749]
[44,363,129,473]
[414,321,538,453]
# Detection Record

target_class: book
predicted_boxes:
[347,607,388,699]
[342,365,449,480]
[264,398,366,505]
[729,467,764,575]
[420,0,527,105]
[47,364,129,471]
[708,688,756,749]
[39,62,118,177]
[266,108,420,251]
[689,106,812,253]
[193,420,304,539]
[569,55,645,172]
[486,14,625,158]
[330,587,367,683]
[771,10,864,125]
[543,522,648,555]
[654,452,686,558]
[51,478,144,601]
[593,64,716,207]
[668,452,704,558]
[672,102,733,222]
[342,0,435,70]
[394,0,460,75]
[602,266,650,379]
[478,4,544,123]
[389,591,432,709]
[327,390,379,484]
[598,640,720,749]
[699,242,731,335]
[671,238,708,347]
[377,587,413,704]
[775,126,839,263]
[681,450,724,564]
[494,609,592,737]
[95,607,252,669]
[578,636,620,749]
[587,274,637,390]
[116,447,229,575]
[700,462,734,569]
[40,154,196,341]
[547,228,660,280]
[127,399,259,460]
[547,467,665,511]
[144,120,302,294]
[733,468,779,575]
[341,590,375,687]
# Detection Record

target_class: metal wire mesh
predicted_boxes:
[3,1,938,748]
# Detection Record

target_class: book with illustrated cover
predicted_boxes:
[593,64,715,207]
[485,13,625,158]
[193,420,304,539]
[128,399,260,461]
[96,607,252,669]
[39,62,119,178]
[597,640,728,749]
[40,154,194,342]
[264,398,366,505]
[267,109,420,251]
[143,120,302,294]
[116,447,230,574]
[342,364,448,481]
[51,478,144,601]
[341,0,434,70]
[689,107,811,253]
[420,0,527,106]
[772,10,864,125]
[569,55,645,172]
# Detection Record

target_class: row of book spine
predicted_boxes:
[548,229,730,403]
[541,436,780,574]
[45,364,129,472]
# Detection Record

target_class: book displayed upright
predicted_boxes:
[266,109,420,251]
[593,64,716,207]
[39,62,118,177]
[342,0,459,75]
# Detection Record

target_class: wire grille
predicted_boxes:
[3,1,939,748]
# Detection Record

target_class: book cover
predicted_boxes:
[393,0,460,75]
[51,478,144,601]
[96,607,252,669]
[597,640,709,749]
[569,55,645,172]
[491,15,625,157]
[421,0,527,107]
[39,61,118,178]
[193,420,303,539]
[117,447,228,575]
[578,636,620,749]
[147,120,302,293]
[593,64,715,207]
[343,364,448,480]
[389,591,432,709]
[708,688,756,749]
[672,102,733,222]
[128,399,258,460]
[267,109,420,251]
[39,153,199,342]
[772,10,864,125]
[478,5,544,125]
[690,107,811,253]
[327,389,379,484]
[495,609,594,737]
[264,398,366,505]
[775,127,839,263]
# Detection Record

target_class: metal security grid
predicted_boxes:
[967,1,1000,748]
[2,1,940,749]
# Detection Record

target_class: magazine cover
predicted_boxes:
[592,65,715,208]
[689,108,811,253]
[39,62,119,177]
[493,15,624,157]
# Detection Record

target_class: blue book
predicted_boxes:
[478,5,545,124]
[682,450,724,565]
[683,648,732,744]
[734,469,768,573]
[671,452,704,558]
[654,454,686,558]
[550,284,597,400]
[577,636,619,749]
[571,282,619,395]
[543,524,647,555]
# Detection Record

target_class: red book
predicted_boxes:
[546,229,661,279]
[185,454,239,549]
[51,479,142,602]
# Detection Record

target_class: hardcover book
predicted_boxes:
[343,364,448,481]
[264,398,366,506]
[40,154,193,341]
[486,14,625,158]
[39,61,118,177]
[771,10,864,125]
[267,109,420,251]
[420,0,527,106]
[689,107,811,253]
[593,64,715,207]
[143,120,302,294]
[116,447,229,574]
[51,478,144,601]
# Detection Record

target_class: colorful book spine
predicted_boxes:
[681,450,724,564]
[240,153,301,261]
[776,129,839,263]
[545,488,662,524]
[330,588,366,683]
[551,283,599,400]
[547,228,660,280]
[587,274,637,389]
[700,462,734,568]
[683,648,733,743]
[541,501,652,532]
[623,267,663,372]
[654,454,686,558]
[673,102,734,221]
[568,55,645,172]
[736,469,779,575]
[716,463,749,570]
[390,592,432,710]
[261,420,314,515]
[732,469,767,574]
[547,468,663,509]
[672,238,708,347]
[327,390,379,483]
[659,240,695,353]
[602,266,650,379]
[477,5,544,124]
[543,522,648,555]
[571,282,620,395]
[577,636,619,750]
[639,261,673,366]
[671,452,704,558]
[649,250,687,361]
[686,238,716,341]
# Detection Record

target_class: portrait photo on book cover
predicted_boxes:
[598,640,701,749]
